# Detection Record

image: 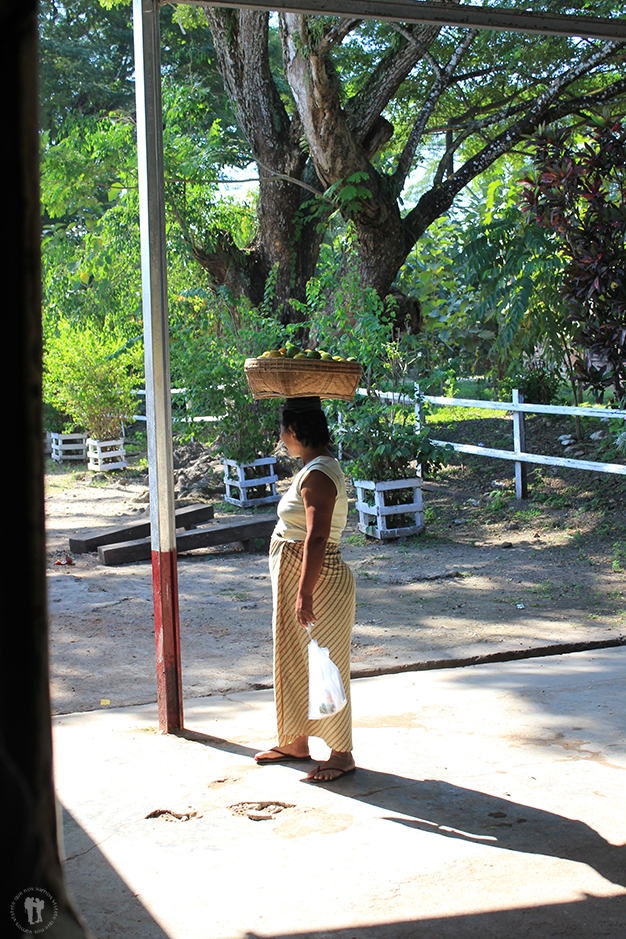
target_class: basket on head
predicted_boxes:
[244,357,361,402]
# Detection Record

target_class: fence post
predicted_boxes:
[414,382,424,431]
[414,383,424,477]
[512,388,528,500]
[336,409,344,460]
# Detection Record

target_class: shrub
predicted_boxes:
[43,320,143,439]
[511,355,561,405]
[334,336,451,482]
[339,398,451,481]
[520,118,626,405]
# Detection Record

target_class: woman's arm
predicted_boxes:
[296,470,337,628]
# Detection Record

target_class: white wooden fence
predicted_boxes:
[353,386,626,499]
[133,389,219,425]
[131,385,626,501]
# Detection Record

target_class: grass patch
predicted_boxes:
[612,543,626,572]
[486,491,510,513]
[345,533,368,546]
[514,506,543,522]
[426,405,504,424]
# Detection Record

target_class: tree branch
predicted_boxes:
[402,43,626,249]
[346,23,442,143]
[252,156,332,202]
[203,8,298,175]
[389,22,442,80]
[392,29,477,194]
[317,17,361,56]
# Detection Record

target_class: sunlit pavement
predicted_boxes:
[53,647,626,939]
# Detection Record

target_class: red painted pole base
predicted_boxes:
[152,548,184,733]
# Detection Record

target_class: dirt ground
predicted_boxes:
[45,415,626,716]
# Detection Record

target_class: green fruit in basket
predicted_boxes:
[320,352,333,361]
[286,346,300,358]
[307,349,321,359]
[294,352,308,359]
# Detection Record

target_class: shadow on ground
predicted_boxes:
[61,784,626,939]
[61,805,170,939]
[242,892,626,939]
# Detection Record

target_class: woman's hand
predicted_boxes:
[296,590,315,629]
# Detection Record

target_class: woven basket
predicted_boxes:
[244,357,362,401]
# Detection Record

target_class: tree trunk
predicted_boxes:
[280,13,411,299]
[201,9,326,319]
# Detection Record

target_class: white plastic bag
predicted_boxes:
[306,627,347,720]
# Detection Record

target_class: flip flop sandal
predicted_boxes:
[255,748,312,765]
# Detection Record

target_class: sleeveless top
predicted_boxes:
[273,455,349,544]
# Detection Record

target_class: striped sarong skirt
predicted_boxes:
[269,535,356,752]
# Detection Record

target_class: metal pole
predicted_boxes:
[133,0,183,733]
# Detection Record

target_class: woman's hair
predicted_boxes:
[281,407,331,449]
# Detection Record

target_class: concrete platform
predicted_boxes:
[53,647,626,939]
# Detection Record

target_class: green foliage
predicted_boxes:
[520,116,626,405]
[394,215,467,390]
[334,328,451,481]
[39,1,252,339]
[40,0,240,151]
[487,490,509,514]
[307,279,395,388]
[394,168,592,402]
[446,179,573,385]
[244,253,451,481]
[43,320,143,439]
[39,76,255,344]
[323,171,373,220]
[612,543,626,573]
[39,2,626,444]
[39,107,145,336]
[285,253,449,481]
[341,403,451,482]
[169,284,295,462]
[39,0,135,139]
[40,0,626,326]
[509,355,562,405]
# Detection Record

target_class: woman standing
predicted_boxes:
[255,397,356,782]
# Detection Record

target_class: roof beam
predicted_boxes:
[171,0,626,43]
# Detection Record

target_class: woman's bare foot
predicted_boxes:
[304,750,355,782]
[255,737,310,764]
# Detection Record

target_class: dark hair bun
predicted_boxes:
[281,408,331,449]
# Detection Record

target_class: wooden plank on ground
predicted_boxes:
[70,503,214,553]
[97,516,277,566]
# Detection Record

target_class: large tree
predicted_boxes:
[190,4,626,321]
